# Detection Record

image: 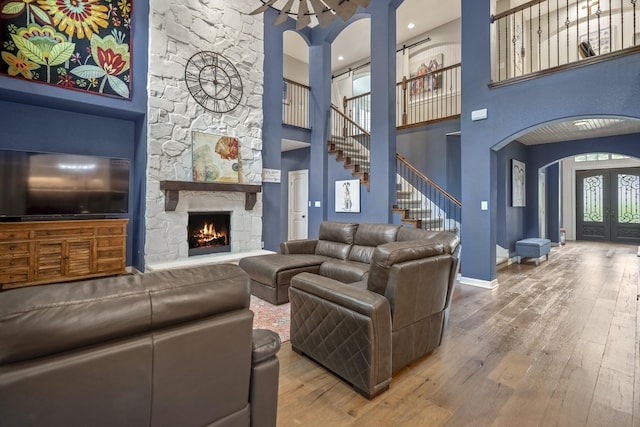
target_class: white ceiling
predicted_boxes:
[279,0,640,148]
[283,0,461,72]
[517,117,640,145]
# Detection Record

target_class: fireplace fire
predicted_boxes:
[188,212,231,256]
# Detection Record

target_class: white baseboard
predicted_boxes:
[459,276,499,289]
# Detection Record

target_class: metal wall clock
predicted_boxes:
[185,51,243,113]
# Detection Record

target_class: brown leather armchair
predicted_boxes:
[289,231,460,399]
[0,264,280,427]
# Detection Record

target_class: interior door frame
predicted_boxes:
[287,169,309,240]
[561,156,640,241]
[576,167,640,243]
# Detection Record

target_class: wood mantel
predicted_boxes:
[159,181,262,211]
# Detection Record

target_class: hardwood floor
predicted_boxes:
[276,241,640,426]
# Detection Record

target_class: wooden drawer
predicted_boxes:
[0,230,30,240]
[0,270,29,285]
[35,228,96,239]
[0,256,29,269]
[0,242,29,253]
[97,226,126,236]
[97,248,125,259]
[96,259,125,274]
[97,237,125,248]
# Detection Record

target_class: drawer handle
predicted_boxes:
[9,245,16,251]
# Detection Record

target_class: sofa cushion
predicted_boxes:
[318,221,358,244]
[315,222,358,260]
[140,264,250,329]
[348,224,400,264]
[319,260,370,283]
[348,245,376,264]
[0,274,150,364]
[368,241,445,296]
[396,227,460,254]
[0,264,251,365]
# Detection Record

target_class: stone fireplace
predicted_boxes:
[144,1,264,270]
[188,211,231,256]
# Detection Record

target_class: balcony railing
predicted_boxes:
[342,63,462,132]
[282,78,310,129]
[491,0,639,84]
[396,63,461,129]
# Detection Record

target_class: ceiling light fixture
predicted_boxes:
[338,55,344,61]
[408,22,415,29]
[574,120,590,126]
[250,0,371,30]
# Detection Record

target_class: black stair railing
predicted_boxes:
[329,105,371,187]
[396,153,461,233]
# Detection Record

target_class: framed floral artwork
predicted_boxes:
[0,0,132,99]
[192,131,240,184]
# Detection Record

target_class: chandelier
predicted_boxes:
[250,0,371,30]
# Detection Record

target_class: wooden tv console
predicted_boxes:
[0,219,127,291]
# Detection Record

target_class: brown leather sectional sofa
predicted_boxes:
[0,264,280,427]
[241,221,460,399]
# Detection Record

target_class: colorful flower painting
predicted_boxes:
[0,0,132,98]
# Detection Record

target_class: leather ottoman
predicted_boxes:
[239,254,326,305]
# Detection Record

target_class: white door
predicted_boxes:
[288,170,308,240]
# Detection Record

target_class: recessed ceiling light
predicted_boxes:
[408,22,415,29]
[338,55,344,61]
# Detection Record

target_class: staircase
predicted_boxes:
[394,154,461,233]
[328,106,371,190]
[328,106,461,234]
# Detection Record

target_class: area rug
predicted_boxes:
[250,296,290,343]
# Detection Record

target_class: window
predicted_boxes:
[575,153,629,162]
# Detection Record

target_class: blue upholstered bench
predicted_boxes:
[515,238,551,266]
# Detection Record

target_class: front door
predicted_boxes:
[576,168,640,244]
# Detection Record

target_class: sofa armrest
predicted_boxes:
[280,239,318,254]
[291,272,389,317]
[289,272,392,398]
[252,329,281,364]
[250,330,280,427]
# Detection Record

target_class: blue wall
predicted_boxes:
[496,141,527,253]
[262,2,402,249]
[279,147,311,244]
[397,119,461,193]
[0,3,149,270]
[546,163,560,244]
[461,0,640,282]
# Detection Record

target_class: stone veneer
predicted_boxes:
[145,0,264,267]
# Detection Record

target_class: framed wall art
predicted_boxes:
[335,179,360,213]
[0,0,133,98]
[512,159,526,207]
[192,131,240,183]
[409,52,443,98]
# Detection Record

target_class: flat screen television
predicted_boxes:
[0,150,130,221]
